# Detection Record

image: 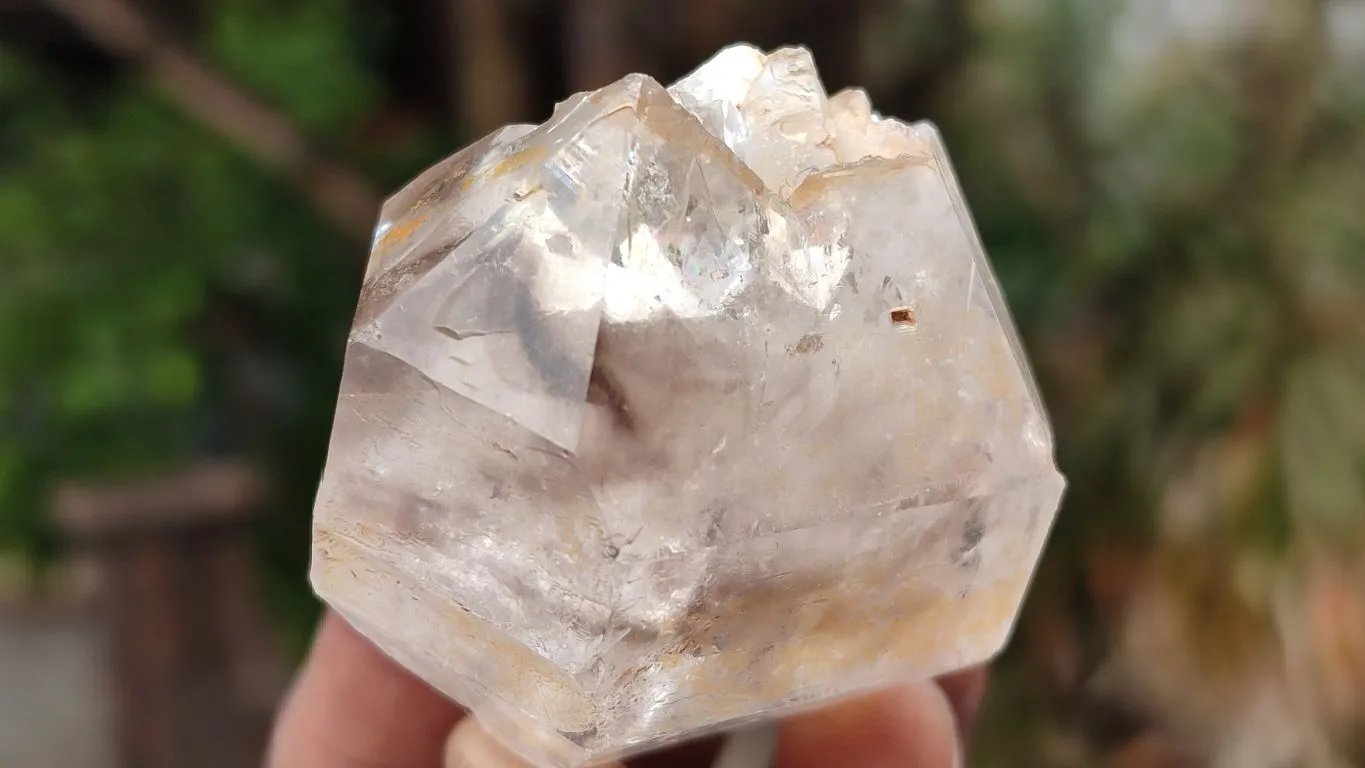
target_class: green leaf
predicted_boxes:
[56,356,130,417]
[141,347,201,407]
[207,0,382,138]
[139,270,206,327]
[1281,354,1365,541]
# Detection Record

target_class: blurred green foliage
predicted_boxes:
[0,0,437,644]
[209,0,385,137]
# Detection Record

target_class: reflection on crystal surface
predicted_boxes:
[313,43,1065,768]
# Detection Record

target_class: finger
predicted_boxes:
[628,736,724,767]
[776,682,961,768]
[936,666,988,745]
[268,612,464,768]
[444,717,627,768]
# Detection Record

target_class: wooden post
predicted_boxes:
[54,461,285,768]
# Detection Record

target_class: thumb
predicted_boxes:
[444,718,626,768]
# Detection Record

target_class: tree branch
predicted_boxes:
[678,0,731,62]
[564,0,633,93]
[446,0,531,136]
[43,0,383,245]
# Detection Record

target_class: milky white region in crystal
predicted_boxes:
[311,43,1065,768]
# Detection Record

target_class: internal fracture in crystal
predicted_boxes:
[312,43,1065,768]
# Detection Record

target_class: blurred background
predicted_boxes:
[1,0,1362,766]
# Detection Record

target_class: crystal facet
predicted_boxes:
[313,44,1065,768]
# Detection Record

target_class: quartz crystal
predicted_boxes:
[312,43,1065,768]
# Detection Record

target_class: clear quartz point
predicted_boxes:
[313,43,1065,768]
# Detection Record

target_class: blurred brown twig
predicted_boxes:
[40,0,383,243]
[445,0,531,136]
[564,0,634,93]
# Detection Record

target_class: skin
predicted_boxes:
[268,612,986,768]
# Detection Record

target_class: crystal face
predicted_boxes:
[312,44,1065,768]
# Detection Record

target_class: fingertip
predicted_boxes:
[269,612,463,768]
[444,718,626,768]
[777,682,961,768]
[937,666,988,744]
[444,718,532,768]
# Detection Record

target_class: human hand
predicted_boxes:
[268,612,985,768]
